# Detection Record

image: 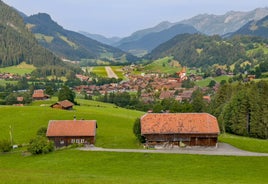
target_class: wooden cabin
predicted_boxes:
[141,113,220,147]
[46,120,97,148]
[32,89,50,100]
[50,100,74,110]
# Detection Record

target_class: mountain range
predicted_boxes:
[24,13,137,63]
[230,15,268,38]
[81,8,268,56]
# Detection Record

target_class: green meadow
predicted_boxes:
[144,57,181,74]
[0,99,143,148]
[110,66,124,79]
[91,66,108,77]
[0,62,36,75]
[0,99,267,183]
[195,75,231,87]
[0,150,267,184]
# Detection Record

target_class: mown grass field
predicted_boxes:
[195,75,231,87]
[91,66,108,77]
[0,99,268,183]
[110,66,124,79]
[0,150,267,184]
[0,62,35,75]
[0,99,143,148]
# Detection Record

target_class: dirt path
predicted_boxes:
[105,66,118,79]
[79,143,268,156]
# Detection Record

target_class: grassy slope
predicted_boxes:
[0,99,143,148]
[0,99,268,183]
[144,57,180,74]
[195,75,230,87]
[0,150,267,184]
[219,133,268,153]
[0,62,36,75]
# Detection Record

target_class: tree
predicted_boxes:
[191,89,206,112]
[133,118,145,143]
[27,136,54,155]
[58,85,75,103]
[208,80,216,88]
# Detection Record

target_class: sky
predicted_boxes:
[2,0,268,37]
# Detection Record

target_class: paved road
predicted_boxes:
[79,143,268,156]
[105,66,118,79]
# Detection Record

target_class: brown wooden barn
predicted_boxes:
[32,89,50,100]
[50,100,74,110]
[46,120,97,148]
[141,113,220,147]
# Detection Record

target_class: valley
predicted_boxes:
[1,1,268,183]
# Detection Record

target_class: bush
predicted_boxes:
[133,118,145,143]
[27,136,54,155]
[0,139,12,152]
[36,127,47,137]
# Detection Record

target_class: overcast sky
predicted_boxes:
[2,0,268,37]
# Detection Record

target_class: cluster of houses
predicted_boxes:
[45,112,220,148]
[74,70,213,103]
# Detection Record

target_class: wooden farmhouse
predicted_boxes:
[50,100,74,110]
[141,113,220,147]
[46,120,97,148]
[32,89,50,100]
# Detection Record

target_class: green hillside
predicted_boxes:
[0,99,268,183]
[0,62,35,75]
[0,99,143,148]
[144,57,181,74]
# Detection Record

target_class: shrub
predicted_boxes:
[27,136,54,155]
[0,139,12,152]
[133,118,145,143]
[36,127,47,137]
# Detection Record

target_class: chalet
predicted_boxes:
[140,113,220,147]
[32,89,50,100]
[46,120,97,148]
[50,100,74,110]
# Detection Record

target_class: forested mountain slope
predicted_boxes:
[24,13,137,64]
[148,33,268,68]
[0,1,80,76]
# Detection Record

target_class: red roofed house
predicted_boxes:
[50,100,74,110]
[32,89,50,100]
[46,120,97,147]
[141,113,220,147]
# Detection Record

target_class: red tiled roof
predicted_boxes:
[32,89,46,98]
[57,100,74,108]
[141,113,219,135]
[46,120,97,137]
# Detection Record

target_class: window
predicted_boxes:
[81,139,85,143]
[71,139,75,143]
[60,140,64,144]
[76,139,80,143]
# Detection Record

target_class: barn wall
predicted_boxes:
[144,134,218,147]
[48,136,95,147]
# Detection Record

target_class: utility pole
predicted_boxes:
[9,125,13,146]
